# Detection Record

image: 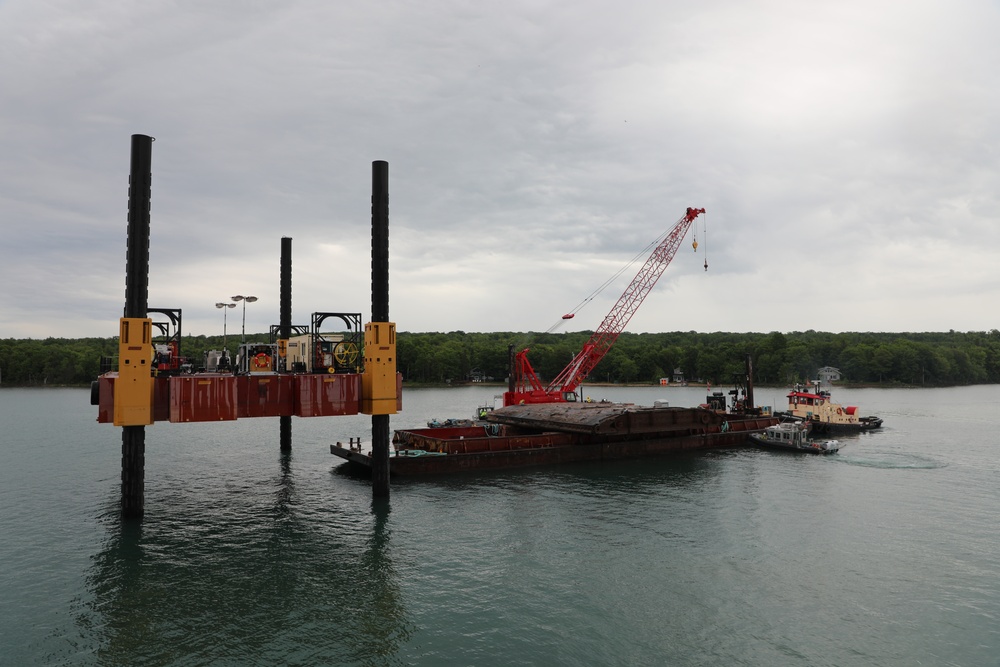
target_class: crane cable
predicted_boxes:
[702,210,708,271]
[545,210,708,333]
[543,226,675,334]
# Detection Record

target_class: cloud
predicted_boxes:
[1,0,998,340]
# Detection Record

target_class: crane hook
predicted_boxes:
[704,258,709,271]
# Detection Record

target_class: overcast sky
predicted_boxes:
[2,0,998,340]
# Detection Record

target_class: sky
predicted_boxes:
[2,0,998,340]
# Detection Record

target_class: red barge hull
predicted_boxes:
[330,402,777,475]
[94,371,401,423]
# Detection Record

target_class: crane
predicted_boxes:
[503,206,706,406]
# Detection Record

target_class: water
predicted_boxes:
[1,384,998,666]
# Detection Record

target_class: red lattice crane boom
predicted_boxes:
[503,207,705,406]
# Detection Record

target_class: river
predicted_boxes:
[1,384,997,665]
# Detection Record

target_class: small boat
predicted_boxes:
[426,417,475,428]
[426,397,499,428]
[748,421,840,454]
[775,382,883,434]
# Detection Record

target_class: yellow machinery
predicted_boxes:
[361,321,397,415]
[113,317,154,426]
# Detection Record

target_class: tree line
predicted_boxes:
[2,329,1000,387]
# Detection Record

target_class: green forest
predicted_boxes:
[3,329,1000,388]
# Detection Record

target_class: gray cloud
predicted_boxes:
[2,0,997,339]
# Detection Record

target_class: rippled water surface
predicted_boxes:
[1,385,998,665]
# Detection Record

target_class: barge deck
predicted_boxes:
[331,402,777,475]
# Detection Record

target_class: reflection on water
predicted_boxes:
[79,451,413,666]
[6,386,1000,666]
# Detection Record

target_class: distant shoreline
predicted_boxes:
[401,380,930,390]
[0,380,951,390]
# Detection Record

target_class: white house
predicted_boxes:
[817,366,841,383]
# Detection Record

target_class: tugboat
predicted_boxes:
[775,382,883,434]
[749,421,840,454]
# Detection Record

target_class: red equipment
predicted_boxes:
[503,207,706,406]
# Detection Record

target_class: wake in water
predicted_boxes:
[833,452,945,470]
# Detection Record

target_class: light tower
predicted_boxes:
[231,295,258,342]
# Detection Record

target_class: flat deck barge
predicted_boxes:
[331,402,777,475]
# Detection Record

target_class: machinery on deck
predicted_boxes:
[92,308,397,423]
[503,207,705,407]
[305,312,363,375]
[149,308,192,375]
[198,312,364,376]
